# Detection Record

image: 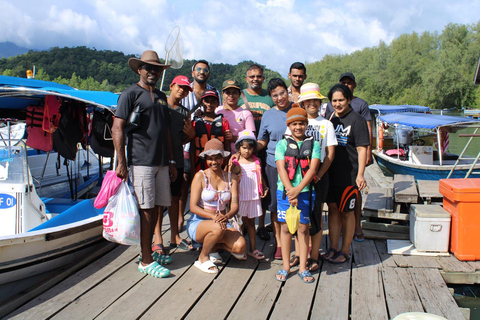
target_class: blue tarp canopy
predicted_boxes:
[378,112,480,129]
[370,104,431,114]
[0,75,118,111]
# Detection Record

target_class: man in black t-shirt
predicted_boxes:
[112,50,176,278]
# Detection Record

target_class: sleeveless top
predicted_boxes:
[199,170,231,212]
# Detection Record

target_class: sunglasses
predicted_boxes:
[140,64,163,73]
[195,67,210,74]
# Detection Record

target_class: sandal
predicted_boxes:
[168,239,194,251]
[152,243,169,255]
[298,270,315,283]
[307,258,320,272]
[256,227,270,241]
[275,269,288,282]
[329,251,350,264]
[247,249,265,260]
[320,248,337,262]
[289,255,300,268]
[354,232,365,242]
[274,247,282,260]
[231,252,247,261]
[194,260,218,274]
[209,252,223,264]
[152,251,172,265]
[138,261,170,278]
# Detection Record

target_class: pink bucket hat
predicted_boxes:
[297,82,326,104]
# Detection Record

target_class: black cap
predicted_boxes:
[339,72,355,82]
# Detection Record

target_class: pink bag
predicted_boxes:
[94,170,123,209]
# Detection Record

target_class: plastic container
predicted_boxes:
[409,204,450,252]
[439,178,480,261]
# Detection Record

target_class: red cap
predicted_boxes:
[171,75,193,91]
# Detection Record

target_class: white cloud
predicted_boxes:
[1,0,480,76]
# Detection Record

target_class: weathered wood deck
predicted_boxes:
[4,164,480,319]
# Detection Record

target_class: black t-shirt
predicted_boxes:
[168,103,189,168]
[330,109,370,186]
[326,96,371,121]
[115,84,170,166]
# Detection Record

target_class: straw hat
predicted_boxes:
[297,82,326,104]
[198,138,230,158]
[128,50,171,72]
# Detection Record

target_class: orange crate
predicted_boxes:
[439,179,480,261]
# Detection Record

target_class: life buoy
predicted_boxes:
[378,125,384,151]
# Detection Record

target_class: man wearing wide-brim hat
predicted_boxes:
[112,50,175,278]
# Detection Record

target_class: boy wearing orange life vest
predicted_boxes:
[274,107,320,284]
[191,89,231,173]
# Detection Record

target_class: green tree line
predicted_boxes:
[1,21,480,109]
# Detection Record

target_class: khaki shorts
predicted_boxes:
[130,166,171,209]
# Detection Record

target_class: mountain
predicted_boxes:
[0,42,30,58]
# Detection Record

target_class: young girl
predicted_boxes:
[275,107,320,283]
[229,130,268,260]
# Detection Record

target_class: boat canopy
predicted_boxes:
[0,75,118,111]
[370,104,431,115]
[378,112,480,129]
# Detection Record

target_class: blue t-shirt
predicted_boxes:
[258,105,292,167]
[275,138,321,192]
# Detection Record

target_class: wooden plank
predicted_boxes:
[310,259,351,319]
[365,162,394,189]
[351,240,388,320]
[436,255,476,273]
[374,240,397,268]
[363,229,409,240]
[363,187,393,213]
[361,221,409,234]
[8,245,139,320]
[468,261,480,271]
[440,271,480,284]
[409,268,465,320]
[185,257,259,320]
[417,180,443,200]
[394,174,418,203]
[382,267,424,318]
[391,254,442,269]
[96,251,198,319]
[363,209,409,221]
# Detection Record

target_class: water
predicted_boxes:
[451,285,480,320]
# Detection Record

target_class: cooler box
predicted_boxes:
[409,204,450,252]
[439,179,480,261]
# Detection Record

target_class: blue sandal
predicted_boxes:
[138,261,170,278]
[275,269,288,282]
[152,251,173,265]
[298,270,315,283]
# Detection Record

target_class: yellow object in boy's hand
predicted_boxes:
[286,205,301,234]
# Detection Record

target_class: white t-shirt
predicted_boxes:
[285,115,337,162]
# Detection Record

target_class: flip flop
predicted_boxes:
[320,248,337,262]
[168,239,194,251]
[307,258,320,272]
[275,269,288,282]
[329,251,350,264]
[298,270,315,283]
[194,260,218,274]
[209,252,223,264]
[152,243,169,255]
[247,250,265,260]
[231,252,247,261]
[289,255,300,268]
[354,232,365,242]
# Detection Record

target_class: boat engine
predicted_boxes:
[394,126,413,149]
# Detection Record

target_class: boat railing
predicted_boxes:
[446,127,480,179]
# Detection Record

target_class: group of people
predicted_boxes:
[112,50,372,283]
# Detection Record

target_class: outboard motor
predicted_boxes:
[394,125,413,149]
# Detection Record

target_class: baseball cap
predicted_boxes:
[339,72,355,82]
[222,79,241,91]
[171,75,193,91]
[201,89,219,101]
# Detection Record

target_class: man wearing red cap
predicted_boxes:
[112,50,175,278]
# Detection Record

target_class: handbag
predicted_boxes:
[94,170,122,209]
[102,182,140,245]
[228,213,243,235]
[285,205,301,234]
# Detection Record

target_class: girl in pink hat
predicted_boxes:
[229,130,269,260]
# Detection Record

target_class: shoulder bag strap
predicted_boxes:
[240,91,250,111]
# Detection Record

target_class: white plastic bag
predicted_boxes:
[102,182,140,245]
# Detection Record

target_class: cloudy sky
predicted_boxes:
[1,0,480,76]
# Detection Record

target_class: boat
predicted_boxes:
[373,112,480,180]
[0,75,119,309]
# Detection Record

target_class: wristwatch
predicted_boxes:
[169,160,176,165]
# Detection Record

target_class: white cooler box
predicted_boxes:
[409,204,451,252]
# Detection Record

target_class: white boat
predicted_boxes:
[373,112,480,180]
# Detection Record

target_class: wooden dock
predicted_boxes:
[3,164,480,319]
